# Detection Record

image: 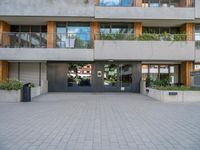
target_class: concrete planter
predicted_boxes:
[146,88,200,103]
[0,90,21,102]
[31,86,41,98]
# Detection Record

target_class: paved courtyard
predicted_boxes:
[0,93,200,150]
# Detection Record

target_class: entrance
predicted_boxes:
[47,62,141,93]
[104,64,132,92]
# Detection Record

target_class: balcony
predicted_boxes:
[0,32,93,61]
[95,0,194,20]
[94,33,195,61]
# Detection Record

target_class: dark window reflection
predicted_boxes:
[67,64,92,87]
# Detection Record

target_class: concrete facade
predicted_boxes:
[95,6,195,20]
[0,48,94,61]
[0,0,95,17]
[94,40,195,61]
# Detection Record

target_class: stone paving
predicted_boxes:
[0,93,200,150]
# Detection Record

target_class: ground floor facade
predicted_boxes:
[7,61,192,93]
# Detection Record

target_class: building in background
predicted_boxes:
[0,0,200,92]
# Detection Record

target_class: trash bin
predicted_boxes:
[22,83,31,102]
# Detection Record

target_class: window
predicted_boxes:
[194,64,200,71]
[100,23,134,34]
[143,27,180,34]
[142,64,179,84]
[10,25,47,48]
[56,22,91,48]
[99,0,134,7]
[195,24,200,49]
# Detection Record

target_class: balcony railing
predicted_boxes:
[0,32,47,48]
[95,33,193,41]
[98,0,194,7]
[56,33,91,49]
[0,32,91,49]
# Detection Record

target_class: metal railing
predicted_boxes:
[97,0,194,7]
[56,33,91,49]
[95,33,193,41]
[0,32,91,49]
[0,32,47,48]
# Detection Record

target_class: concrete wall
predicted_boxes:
[0,0,95,17]
[0,48,94,61]
[94,40,195,61]
[9,62,47,86]
[95,6,195,20]
[195,0,200,18]
[147,88,200,103]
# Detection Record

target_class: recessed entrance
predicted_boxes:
[104,64,133,92]
[47,62,141,93]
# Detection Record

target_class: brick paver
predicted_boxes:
[0,93,200,150]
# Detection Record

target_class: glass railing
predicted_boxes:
[56,33,91,49]
[95,33,192,41]
[0,32,91,49]
[98,0,194,7]
[0,32,47,48]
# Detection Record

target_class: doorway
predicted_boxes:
[104,64,133,92]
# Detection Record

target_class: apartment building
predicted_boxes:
[0,0,200,92]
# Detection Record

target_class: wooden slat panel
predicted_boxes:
[180,61,193,86]
[47,21,56,48]
[0,60,8,82]
[91,22,100,48]
[135,22,142,39]
[135,0,142,7]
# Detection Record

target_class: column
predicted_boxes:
[134,22,142,39]
[47,21,56,48]
[91,22,100,48]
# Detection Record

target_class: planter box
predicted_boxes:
[31,86,41,98]
[0,90,21,102]
[146,88,200,103]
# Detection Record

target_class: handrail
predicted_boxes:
[0,32,91,49]
[95,33,194,41]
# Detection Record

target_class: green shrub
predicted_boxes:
[155,86,200,91]
[138,33,160,41]
[173,34,187,41]
[0,80,23,91]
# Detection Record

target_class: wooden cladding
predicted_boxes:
[180,61,193,86]
[135,0,142,7]
[91,22,100,48]
[180,23,193,41]
[0,61,8,82]
[0,21,10,47]
[135,22,142,39]
[47,21,56,48]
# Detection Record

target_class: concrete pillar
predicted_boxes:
[91,22,100,48]
[180,61,193,86]
[47,21,56,48]
[135,22,142,39]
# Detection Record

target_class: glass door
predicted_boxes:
[104,64,132,92]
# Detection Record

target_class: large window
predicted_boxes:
[100,23,134,34]
[142,64,179,84]
[9,25,47,48]
[195,24,200,49]
[143,27,180,34]
[99,0,134,7]
[142,0,187,7]
[56,22,91,48]
[67,64,92,87]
